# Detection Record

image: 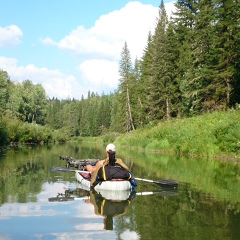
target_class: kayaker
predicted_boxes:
[85,143,129,173]
[85,143,136,188]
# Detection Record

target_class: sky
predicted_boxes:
[0,0,176,100]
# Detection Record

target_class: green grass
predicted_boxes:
[114,110,240,159]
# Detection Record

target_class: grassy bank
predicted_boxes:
[91,110,240,160]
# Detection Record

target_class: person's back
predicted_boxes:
[86,143,130,186]
[85,143,137,189]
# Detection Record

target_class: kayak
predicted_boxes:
[75,170,132,191]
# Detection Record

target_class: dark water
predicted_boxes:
[0,142,239,240]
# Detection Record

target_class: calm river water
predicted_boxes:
[0,142,239,240]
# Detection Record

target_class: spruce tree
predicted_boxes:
[131,58,144,127]
[140,31,154,124]
[171,0,200,116]
[147,0,170,120]
[118,41,135,132]
[213,0,240,108]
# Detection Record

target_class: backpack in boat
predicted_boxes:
[97,164,131,181]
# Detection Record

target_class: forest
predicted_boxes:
[0,0,239,148]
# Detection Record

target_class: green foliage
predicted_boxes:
[0,70,10,110]
[52,129,70,143]
[1,110,58,145]
[0,117,9,145]
[4,111,23,142]
[19,80,47,124]
[118,42,135,132]
[115,110,240,158]
[101,132,121,145]
[18,123,52,143]
[146,139,170,150]
[1,0,240,148]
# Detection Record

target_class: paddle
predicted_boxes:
[49,190,178,202]
[136,190,178,197]
[50,166,90,174]
[135,177,178,188]
[48,195,90,202]
[50,167,178,188]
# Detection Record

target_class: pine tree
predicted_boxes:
[131,58,144,127]
[98,95,111,134]
[140,31,154,124]
[165,21,182,118]
[213,0,240,108]
[118,41,135,132]
[147,0,170,120]
[171,0,200,116]
[180,0,217,113]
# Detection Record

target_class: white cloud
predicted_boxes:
[40,1,176,98]
[1,2,176,99]
[166,1,176,18]
[43,2,159,61]
[0,25,23,47]
[78,59,119,91]
[0,56,84,99]
[41,36,57,46]
[43,1,175,60]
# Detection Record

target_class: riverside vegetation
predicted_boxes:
[1,0,240,161]
[83,109,240,161]
[1,107,240,161]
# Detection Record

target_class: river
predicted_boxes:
[0,142,239,240]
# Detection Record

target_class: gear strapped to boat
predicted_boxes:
[97,164,131,181]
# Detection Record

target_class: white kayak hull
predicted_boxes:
[75,170,132,192]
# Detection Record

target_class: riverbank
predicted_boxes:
[77,110,240,162]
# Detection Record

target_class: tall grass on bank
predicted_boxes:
[115,110,240,158]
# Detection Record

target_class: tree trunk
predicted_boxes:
[166,97,170,120]
[126,86,135,131]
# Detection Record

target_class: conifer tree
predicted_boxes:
[110,92,123,132]
[118,41,135,132]
[180,0,217,113]
[165,21,182,118]
[98,95,111,134]
[213,0,240,108]
[140,31,154,124]
[147,0,170,120]
[131,58,144,127]
[171,0,200,116]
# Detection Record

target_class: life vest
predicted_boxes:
[90,158,131,187]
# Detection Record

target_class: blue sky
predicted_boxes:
[0,0,175,99]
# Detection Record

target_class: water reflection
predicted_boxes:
[0,143,240,240]
[49,185,178,232]
[49,187,135,231]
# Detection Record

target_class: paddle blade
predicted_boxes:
[155,180,178,188]
[135,177,178,188]
[50,166,75,172]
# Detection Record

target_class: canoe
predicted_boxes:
[75,170,132,191]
